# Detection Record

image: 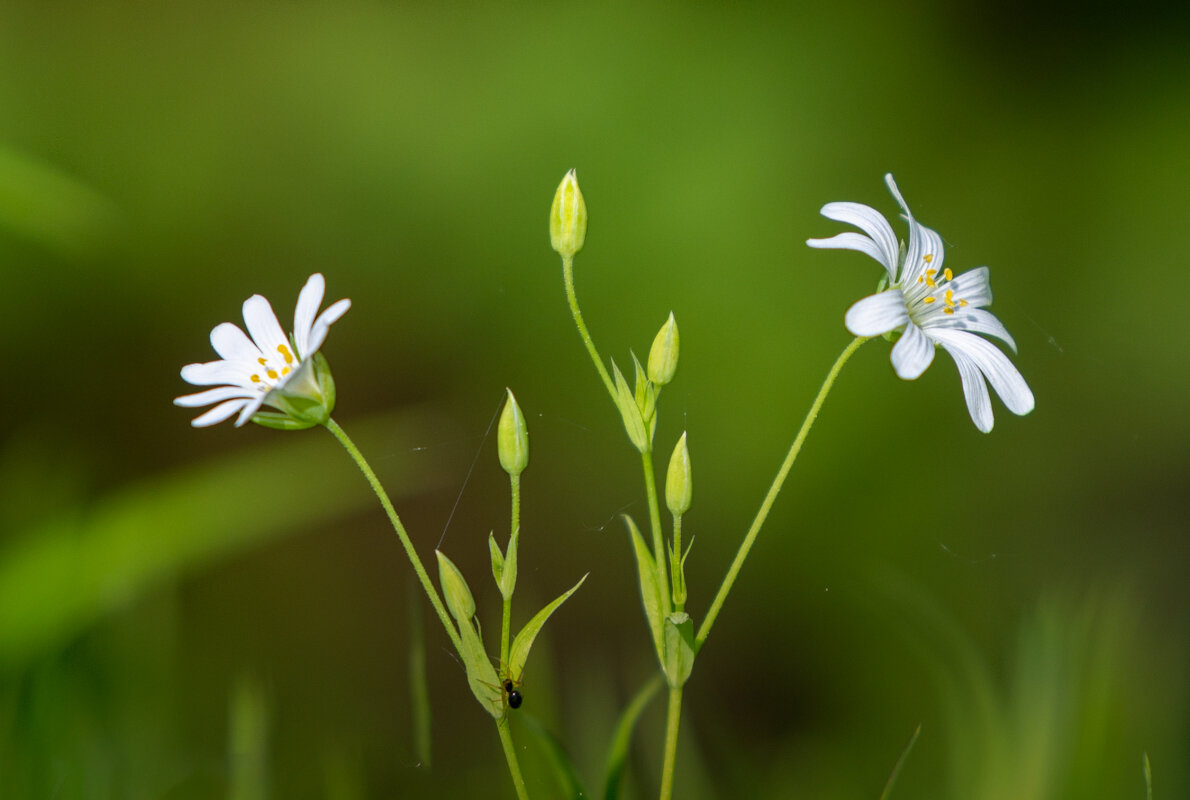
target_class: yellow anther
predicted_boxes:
[944,307,955,315]
[944,289,955,308]
[282,367,292,376]
[924,253,934,263]
[251,374,261,383]
[278,344,295,365]
[943,267,953,281]
[258,357,268,366]
[959,299,969,307]
[924,268,938,288]
[923,296,937,304]
[266,368,279,380]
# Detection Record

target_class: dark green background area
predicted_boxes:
[2,2,1187,797]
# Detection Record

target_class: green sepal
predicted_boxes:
[662,612,695,689]
[488,531,505,594]
[630,352,657,430]
[664,432,691,517]
[611,360,649,453]
[250,411,319,431]
[435,551,503,718]
[623,515,665,666]
[489,529,518,601]
[508,573,587,683]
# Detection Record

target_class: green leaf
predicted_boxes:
[508,573,588,682]
[611,360,649,453]
[516,712,588,800]
[488,531,505,593]
[879,723,922,800]
[623,515,665,666]
[502,528,519,599]
[663,612,695,688]
[602,675,664,800]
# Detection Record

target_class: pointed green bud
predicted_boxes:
[435,550,476,623]
[497,389,529,476]
[549,169,587,258]
[648,312,679,386]
[665,432,692,517]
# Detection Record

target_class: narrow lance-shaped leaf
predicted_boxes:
[611,360,649,453]
[602,675,664,800]
[508,573,588,682]
[623,515,665,667]
[488,531,505,593]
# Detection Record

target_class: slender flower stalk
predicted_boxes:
[697,335,868,650]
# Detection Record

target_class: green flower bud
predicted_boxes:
[648,312,679,386]
[665,432,692,517]
[497,389,529,476]
[436,550,476,623]
[549,169,587,257]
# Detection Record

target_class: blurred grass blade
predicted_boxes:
[1143,752,1152,800]
[0,409,448,668]
[603,674,664,800]
[516,712,587,799]
[408,583,432,769]
[879,723,922,800]
[229,675,270,800]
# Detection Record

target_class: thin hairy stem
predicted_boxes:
[641,451,672,618]
[324,418,462,654]
[501,474,520,667]
[658,686,683,800]
[497,716,531,800]
[695,336,868,650]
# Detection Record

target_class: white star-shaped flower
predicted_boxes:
[807,174,1034,432]
[175,273,351,427]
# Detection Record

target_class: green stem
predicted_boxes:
[324,417,463,655]
[562,254,617,401]
[501,474,520,669]
[641,451,672,618]
[658,686,683,800]
[695,336,868,650]
[671,515,685,612]
[496,716,531,800]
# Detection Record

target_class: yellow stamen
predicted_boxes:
[944,289,955,308]
[924,254,934,263]
[959,299,969,307]
[250,374,261,383]
[943,267,953,281]
[257,357,267,366]
[923,296,936,304]
[282,367,292,376]
[924,268,938,288]
[266,369,279,380]
[278,344,295,365]
[944,307,955,315]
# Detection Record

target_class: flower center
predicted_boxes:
[909,257,969,316]
[249,343,297,391]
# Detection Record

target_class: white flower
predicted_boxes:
[807,174,1034,433]
[175,273,351,427]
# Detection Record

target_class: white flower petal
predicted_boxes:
[242,294,289,355]
[180,360,256,388]
[235,394,270,427]
[890,321,935,380]
[900,220,945,286]
[844,289,908,336]
[939,339,995,433]
[190,398,252,428]
[174,385,256,407]
[210,322,262,362]
[930,328,1034,416]
[293,273,326,358]
[806,233,898,280]
[816,201,899,277]
[926,307,1017,352]
[306,298,352,357]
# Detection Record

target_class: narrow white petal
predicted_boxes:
[930,329,1034,417]
[926,307,1017,352]
[210,322,262,362]
[807,233,897,281]
[844,290,908,336]
[948,266,993,308]
[234,394,270,427]
[901,220,945,286]
[293,274,326,358]
[242,294,289,355]
[305,298,351,357]
[180,360,257,388]
[174,385,256,407]
[191,399,251,427]
[890,321,935,379]
[940,341,995,433]
[817,201,899,276]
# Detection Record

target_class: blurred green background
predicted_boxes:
[2,1,1188,798]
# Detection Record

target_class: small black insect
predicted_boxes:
[503,679,523,709]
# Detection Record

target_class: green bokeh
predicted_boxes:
[2,2,1187,797]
